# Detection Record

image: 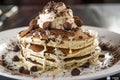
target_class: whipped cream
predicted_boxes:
[37,2,77,29]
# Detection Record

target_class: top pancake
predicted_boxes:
[18,27,96,49]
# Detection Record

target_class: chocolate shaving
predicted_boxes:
[43,1,56,13]
[19,66,30,74]
[99,42,110,51]
[1,55,5,60]
[13,44,20,52]
[1,60,7,67]
[56,11,64,17]
[43,38,50,43]
[43,22,51,30]
[50,38,56,42]
[27,58,43,65]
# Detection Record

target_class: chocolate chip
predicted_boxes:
[12,55,20,62]
[1,61,7,67]
[13,45,20,52]
[19,67,25,73]
[63,22,72,30]
[79,36,83,39]
[99,54,105,62]
[22,70,30,74]
[71,68,80,76]
[75,19,83,27]
[19,67,30,74]
[99,54,105,58]
[43,22,51,30]
[29,44,44,52]
[30,66,38,72]
[99,42,119,52]
[73,16,79,20]
[45,46,55,53]
[74,16,83,27]
[80,62,90,68]
[29,19,39,30]
[50,38,56,42]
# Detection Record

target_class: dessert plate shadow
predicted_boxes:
[0,25,120,80]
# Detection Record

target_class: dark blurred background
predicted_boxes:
[1,0,120,5]
[0,0,120,33]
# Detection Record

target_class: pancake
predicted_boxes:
[18,27,96,49]
[20,42,97,58]
[20,48,100,71]
[17,1,101,75]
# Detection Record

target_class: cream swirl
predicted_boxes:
[37,1,77,29]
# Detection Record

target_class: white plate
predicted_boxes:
[0,25,120,80]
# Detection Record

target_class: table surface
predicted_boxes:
[0,4,120,80]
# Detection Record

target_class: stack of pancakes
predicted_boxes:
[17,1,100,72]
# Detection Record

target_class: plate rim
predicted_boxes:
[0,25,120,80]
